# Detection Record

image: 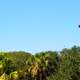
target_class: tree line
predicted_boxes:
[0,46,80,80]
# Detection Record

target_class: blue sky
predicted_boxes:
[0,0,80,53]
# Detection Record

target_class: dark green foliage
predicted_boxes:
[0,46,80,80]
[47,46,80,80]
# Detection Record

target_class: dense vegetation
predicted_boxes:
[0,46,80,80]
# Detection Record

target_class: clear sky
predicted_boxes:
[0,0,80,53]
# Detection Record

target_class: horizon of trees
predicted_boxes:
[0,46,80,80]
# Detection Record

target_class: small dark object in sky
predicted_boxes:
[78,25,80,28]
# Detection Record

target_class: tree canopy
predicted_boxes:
[0,46,80,80]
